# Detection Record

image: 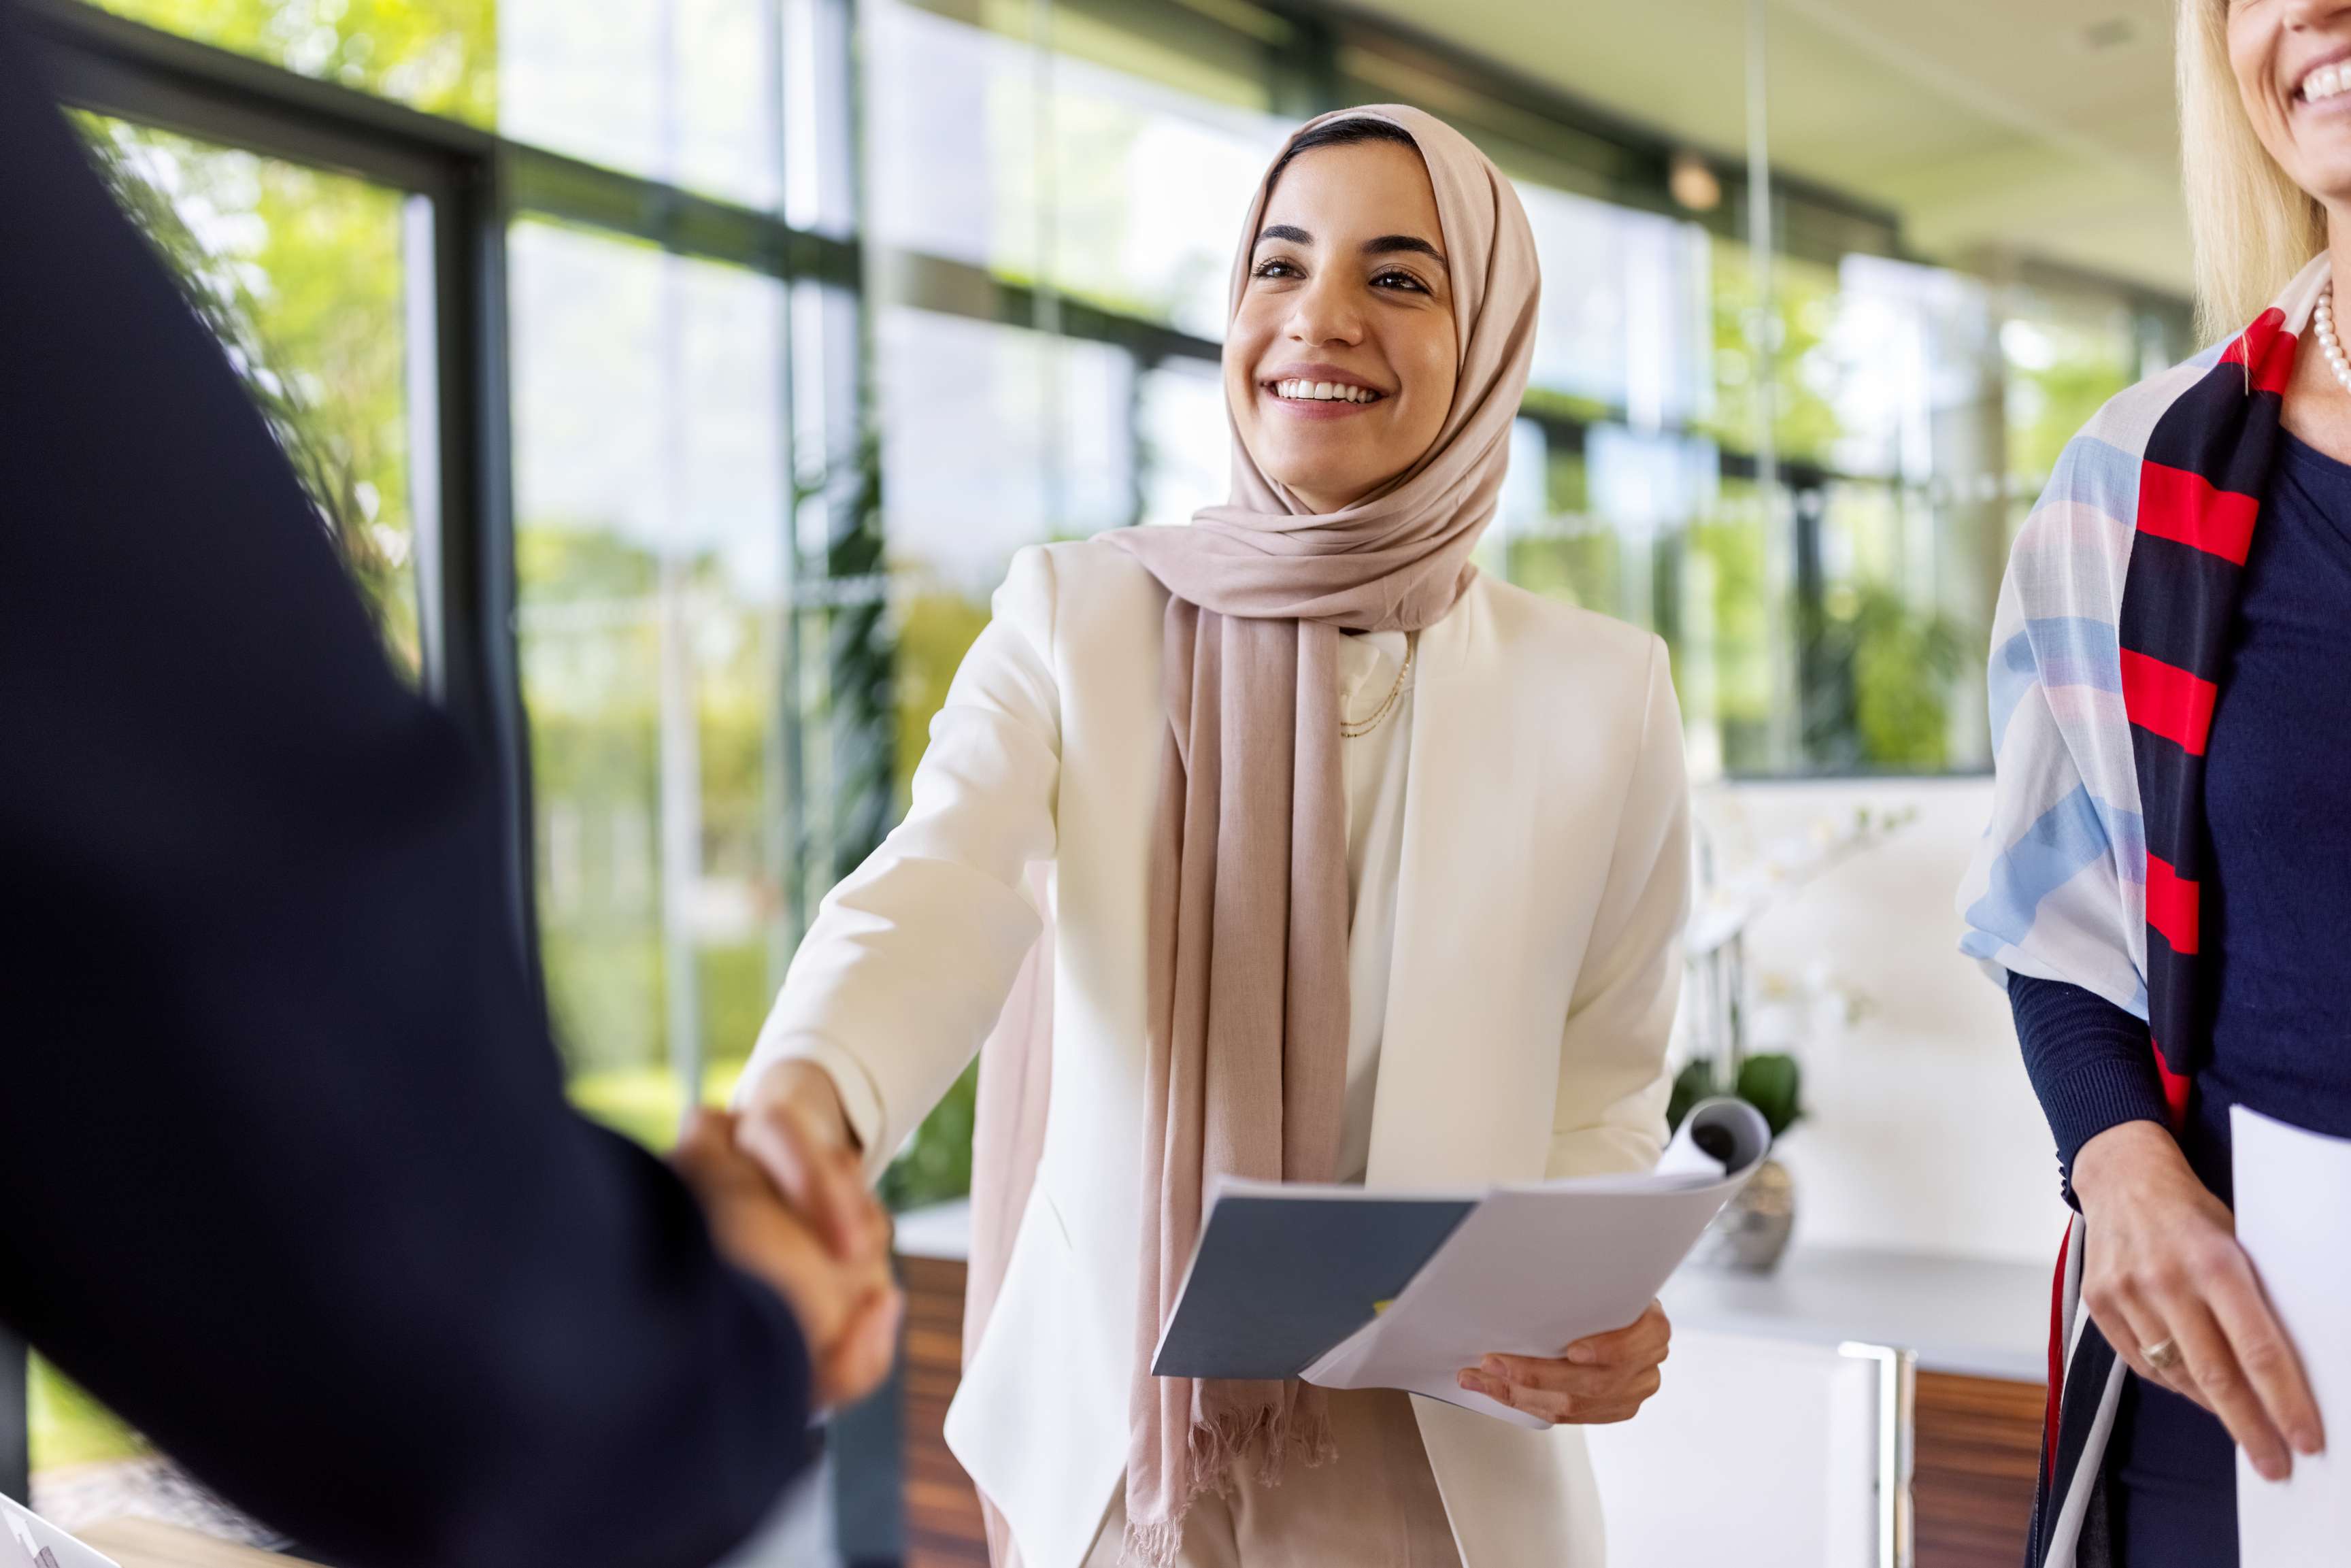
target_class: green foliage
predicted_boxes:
[879,1060,982,1214]
[93,0,497,124]
[1668,1052,1806,1142]
[1800,579,1967,772]
[1665,1057,1720,1136]
[1848,585,1966,769]
[1733,1052,1805,1140]
[1686,496,1778,771]
[82,117,420,669]
[1505,529,1618,617]
[893,588,999,805]
[516,516,793,1088]
[805,434,897,888]
[30,1358,147,1471]
[1700,244,1847,467]
[2007,323,2137,490]
[568,1062,686,1150]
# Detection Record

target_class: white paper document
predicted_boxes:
[1221,1097,1768,1429]
[0,1496,119,1568]
[2233,1106,2351,1565]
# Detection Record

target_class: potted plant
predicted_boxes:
[1672,1050,1804,1271]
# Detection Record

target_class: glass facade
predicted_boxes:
[510,224,795,1140]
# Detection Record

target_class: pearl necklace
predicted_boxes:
[2316,286,2351,397]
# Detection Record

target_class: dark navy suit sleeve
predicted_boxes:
[0,13,816,1567]
[2007,971,2171,1204]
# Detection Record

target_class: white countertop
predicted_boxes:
[893,1197,976,1263]
[891,1198,2049,1384]
[1657,1244,2048,1383]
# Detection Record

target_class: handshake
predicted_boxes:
[671,1063,901,1412]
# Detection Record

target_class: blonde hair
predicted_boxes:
[2178,0,2327,340]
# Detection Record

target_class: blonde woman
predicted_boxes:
[1959,2,2351,1562]
[731,107,1690,1568]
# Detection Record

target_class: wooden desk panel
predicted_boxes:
[901,1254,991,1568]
[76,1518,310,1567]
[897,1254,2046,1568]
[1912,1371,2046,1568]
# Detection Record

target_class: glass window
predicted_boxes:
[864,0,1039,282]
[90,0,814,212]
[1675,478,1778,779]
[1137,354,1227,530]
[1490,195,2014,776]
[2000,288,2144,506]
[1516,181,1708,430]
[1798,479,1971,772]
[1703,242,1848,472]
[1040,51,1286,337]
[878,306,1137,791]
[498,0,782,206]
[509,222,793,1147]
[865,0,1283,337]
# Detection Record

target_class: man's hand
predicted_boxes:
[2073,1120,2322,1481]
[1455,1299,1671,1424]
[736,1061,875,1261]
[672,1108,901,1411]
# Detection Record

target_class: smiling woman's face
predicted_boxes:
[2229,0,2351,208]
[1225,137,1459,516]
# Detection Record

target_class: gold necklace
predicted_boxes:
[1339,635,1416,740]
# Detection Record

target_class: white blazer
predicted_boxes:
[746,537,1691,1568]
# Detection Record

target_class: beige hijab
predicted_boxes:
[963,105,1540,1568]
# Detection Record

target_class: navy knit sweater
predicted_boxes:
[2012,428,2351,1204]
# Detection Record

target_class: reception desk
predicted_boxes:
[75,1518,307,1567]
[891,1202,2050,1568]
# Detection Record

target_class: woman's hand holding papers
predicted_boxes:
[1454,1299,1671,1424]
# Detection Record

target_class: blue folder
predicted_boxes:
[1150,1190,1478,1381]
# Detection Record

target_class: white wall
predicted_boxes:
[1694,777,2069,1265]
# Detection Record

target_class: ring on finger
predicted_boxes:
[2144,1337,2184,1375]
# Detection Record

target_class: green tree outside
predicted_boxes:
[93,0,496,124]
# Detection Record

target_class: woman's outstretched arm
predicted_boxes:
[739,546,1065,1179]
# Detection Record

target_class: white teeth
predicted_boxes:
[1273,379,1378,403]
[2305,65,2346,103]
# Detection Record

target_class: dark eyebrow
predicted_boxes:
[1364,233,1446,267]
[1253,224,1447,271]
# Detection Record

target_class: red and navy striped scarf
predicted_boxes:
[2025,293,2304,1567]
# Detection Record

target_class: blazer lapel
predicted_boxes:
[1363,578,1550,1190]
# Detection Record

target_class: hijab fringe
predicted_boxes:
[1118,1402,1340,1568]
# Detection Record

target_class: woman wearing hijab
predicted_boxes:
[737,106,1688,1568]
[1958,3,2351,1564]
